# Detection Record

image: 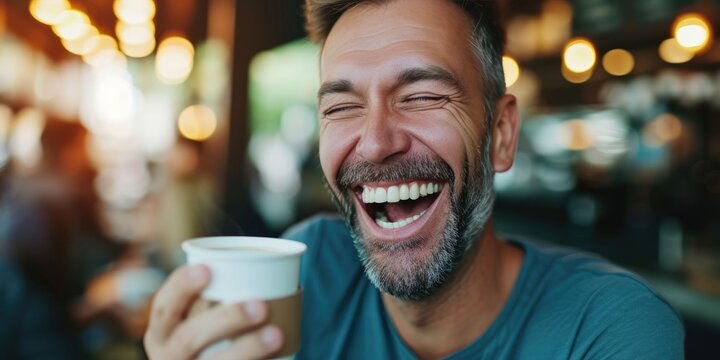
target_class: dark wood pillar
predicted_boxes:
[221,0,305,236]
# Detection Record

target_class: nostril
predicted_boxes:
[356,129,411,164]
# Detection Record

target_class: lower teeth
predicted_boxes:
[375,210,427,229]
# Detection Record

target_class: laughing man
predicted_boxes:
[144,1,684,359]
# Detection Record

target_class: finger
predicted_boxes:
[147,264,210,342]
[209,325,283,360]
[167,300,269,358]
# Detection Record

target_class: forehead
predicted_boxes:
[319,0,475,81]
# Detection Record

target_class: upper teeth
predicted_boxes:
[362,182,441,204]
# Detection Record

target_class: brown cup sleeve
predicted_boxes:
[189,290,302,357]
[268,290,302,356]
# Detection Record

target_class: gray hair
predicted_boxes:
[304,0,507,130]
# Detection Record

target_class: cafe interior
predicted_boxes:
[0,0,718,358]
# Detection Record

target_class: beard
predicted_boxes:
[326,135,496,302]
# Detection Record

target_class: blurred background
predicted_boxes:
[0,0,718,358]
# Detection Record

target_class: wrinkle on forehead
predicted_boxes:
[320,0,474,76]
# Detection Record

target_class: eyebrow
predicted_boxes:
[317,66,463,103]
[395,66,463,92]
[318,79,354,104]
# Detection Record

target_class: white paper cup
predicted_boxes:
[182,236,307,359]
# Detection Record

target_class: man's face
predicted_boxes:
[318,0,496,300]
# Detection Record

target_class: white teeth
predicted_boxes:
[374,187,387,203]
[362,182,444,204]
[362,187,374,203]
[409,183,419,200]
[399,184,409,200]
[386,186,400,203]
[375,210,427,229]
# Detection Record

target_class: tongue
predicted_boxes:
[383,195,437,222]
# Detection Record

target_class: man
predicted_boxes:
[144,0,684,359]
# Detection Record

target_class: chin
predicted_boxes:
[329,153,494,300]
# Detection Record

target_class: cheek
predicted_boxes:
[319,122,357,188]
[445,107,484,165]
[409,108,484,174]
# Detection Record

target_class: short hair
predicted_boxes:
[304,0,506,130]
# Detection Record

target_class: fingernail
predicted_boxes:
[260,326,282,350]
[244,300,265,322]
[188,265,207,284]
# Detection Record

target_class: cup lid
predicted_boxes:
[182,236,307,261]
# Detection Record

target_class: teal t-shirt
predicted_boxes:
[283,215,684,359]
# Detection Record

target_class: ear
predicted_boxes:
[491,94,521,172]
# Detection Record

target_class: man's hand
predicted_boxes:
[143,265,283,360]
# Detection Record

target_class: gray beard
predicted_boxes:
[328,139,495,302]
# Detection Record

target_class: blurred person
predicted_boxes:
[0,252,85,359]
[156,139,219,270]
[144,1,684,359]
[0,119,127,358]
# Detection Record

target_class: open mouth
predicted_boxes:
[354,181,444,229]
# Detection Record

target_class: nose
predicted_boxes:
[355,107,411,164]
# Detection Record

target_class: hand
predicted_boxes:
[144,265,284,360]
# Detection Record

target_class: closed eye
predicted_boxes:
[323,104,362,117]
[404,95,446,103]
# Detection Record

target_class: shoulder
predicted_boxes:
[282,214,359,284]
[515,238,684,358]
[283,213,352,246]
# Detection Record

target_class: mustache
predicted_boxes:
[336,155,455,192]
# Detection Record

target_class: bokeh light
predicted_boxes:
[117,21,156,58]
[643,113,683,147]
[564,119,593,150]
[61,25,98,55]
[116,21,155,45]
[9,108,45,168]
[673,13,712,52]
[602,49,634,76]
[95,75,136,124]
[155,36,195,84]
[120,37,156,58]
[178,105,217,141]
[114,0,156,24]
[561,62,592,84]
[82,35,122,67]
[51,10,91,40]
[502,55,521,87]
[563,38,596,73]
[29,0,70,25]
[659,38,694,64]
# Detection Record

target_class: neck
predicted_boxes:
[382,220,523,360]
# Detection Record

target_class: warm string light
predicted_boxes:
[82,35,121,67]
[114,1,157,58]
[114,0,156,25]
[51,10,90,40]
[562,38,596,73]
[29,0,70,25]
[602,49,634,76]
[659,38,694,64]
[29,0,127,68]
[61,25,99,55]
[156,36,195,84]
[178,105,217,141]
[561,63,592,84]
[673,13,712,52]
[502,56,521,87]
[659,13,714,64]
